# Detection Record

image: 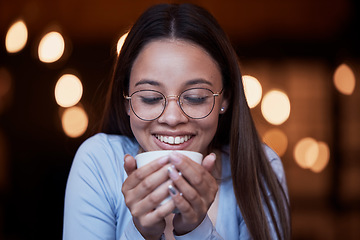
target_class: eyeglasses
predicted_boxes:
[125,88,223,121]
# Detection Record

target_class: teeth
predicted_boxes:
[156,135,192,145]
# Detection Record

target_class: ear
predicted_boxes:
[219,98,229,114]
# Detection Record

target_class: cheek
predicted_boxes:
[198,114,219,142]
[129,115,149,143]
[205,115,219,130]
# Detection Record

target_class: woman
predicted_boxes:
[63,3,290,240]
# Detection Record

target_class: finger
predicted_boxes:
[169,152,198,177]
[168,185,193,215]
[123,164,172,209]
[168,155,217,206]
[140,195,175,226]
[131,179,173,216]
[123,155,169,191]
[169,185,200,230]
[169,153,206,189]
[201,153,216,172]
[124,154,137,176]
[167,166,203,209]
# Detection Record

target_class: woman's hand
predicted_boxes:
[122,154,175,240]
[167,152,218,235]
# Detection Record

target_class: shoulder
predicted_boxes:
[74,133,139,163]
[71,133,139,180]
[77,133,138,156]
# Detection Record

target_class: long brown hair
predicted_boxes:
[100,3,290,239]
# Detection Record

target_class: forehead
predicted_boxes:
[129,39,222,91]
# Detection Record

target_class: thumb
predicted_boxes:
[124,154,137,176]
[202,153,216,172]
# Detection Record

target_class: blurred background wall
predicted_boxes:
[0,0,359,239]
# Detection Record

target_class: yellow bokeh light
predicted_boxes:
[117,32,129,55]
[261,90,291,125]
[333,63,356,95]
[38,31,65,63]
[243,75,262,108]
[310,141,330,173]
[61,106,88,138]
[294,137,319,169]
[55,74,83,108]
[263,128,288,156]
[5,20,28,53]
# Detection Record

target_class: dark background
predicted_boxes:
[0,0,360,239]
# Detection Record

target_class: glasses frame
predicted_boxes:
[125,87,223,121]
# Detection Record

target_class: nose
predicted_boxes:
[157,97,188,126]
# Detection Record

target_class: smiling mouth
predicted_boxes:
[155,135,192,145]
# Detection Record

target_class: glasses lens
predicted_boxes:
[180,88,215,119]
[130,90,165,120]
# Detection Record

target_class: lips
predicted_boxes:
[155,134,192,145]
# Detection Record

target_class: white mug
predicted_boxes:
[135,150,203,168]
[135,150,203,207]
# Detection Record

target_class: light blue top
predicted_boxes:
[63,133,287,239]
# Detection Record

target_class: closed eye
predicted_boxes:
[140,96,163,105]
[182,95,210,105]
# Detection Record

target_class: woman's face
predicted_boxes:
[128,39,227,156]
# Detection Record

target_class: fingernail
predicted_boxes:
[168,185,177,195]
[167,165,180,180]
[124,154,132,165]
[209,153,216,162]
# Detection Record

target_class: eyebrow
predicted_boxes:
[134,78,213,87]
[134,79,161,87]
[185,78,213,87]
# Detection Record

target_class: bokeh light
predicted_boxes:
[117,32,129,55]
[61,106,88,138]
[294,137,319,169]
[5,20,28,53]
[263,128,288,156]
[310,141,330,173]
[333,63,356,95]
[261,90,291,125]
[55,74,83,107]
[38,31,65,63]
[243,75,262,108]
